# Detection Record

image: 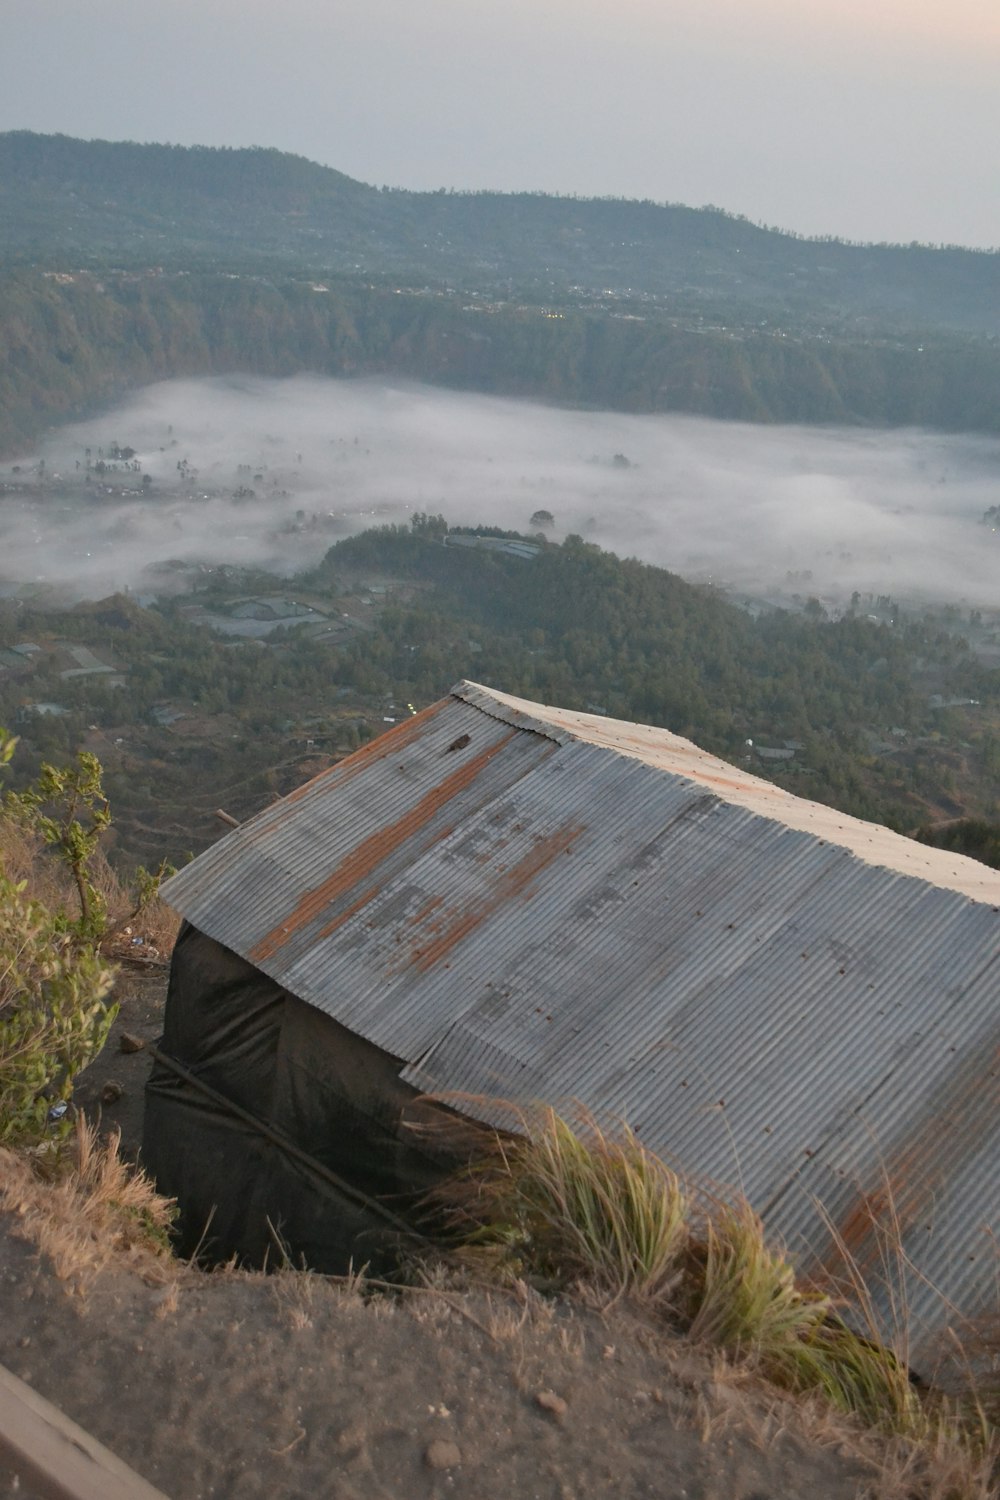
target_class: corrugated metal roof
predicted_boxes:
[163,681,1000,1369]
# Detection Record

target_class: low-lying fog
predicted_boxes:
[5,375,999,610]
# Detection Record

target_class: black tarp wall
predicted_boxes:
[144,923,454,1272]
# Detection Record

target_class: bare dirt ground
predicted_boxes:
[0,1223,889,1500]
[0,970,903,1500]
[69,957,169,1162]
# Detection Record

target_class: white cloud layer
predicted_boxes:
[8,376,999,611]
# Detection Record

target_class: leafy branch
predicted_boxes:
[5,748,111,941]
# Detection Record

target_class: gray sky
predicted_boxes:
[2,0,998,248]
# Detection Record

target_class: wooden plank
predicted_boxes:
[0,1362,169,1500]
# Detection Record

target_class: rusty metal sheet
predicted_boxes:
[164,695,559,975]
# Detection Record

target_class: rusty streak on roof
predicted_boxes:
[409,817,585,973]
[249,728,519,963]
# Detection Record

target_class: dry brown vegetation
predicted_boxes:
[0,1117,176,1292]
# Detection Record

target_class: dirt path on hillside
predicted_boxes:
[0,1212,891,1500]
[70,959,169,1161]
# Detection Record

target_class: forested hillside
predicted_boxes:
[3,133,1000,455]
[1,521,995,866]
[3,266,1000,457]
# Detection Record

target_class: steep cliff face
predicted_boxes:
[3,267,1000,458]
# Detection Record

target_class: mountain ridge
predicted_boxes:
[3,130,999,339]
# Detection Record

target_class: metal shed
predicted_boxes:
[149,681,1000,1369]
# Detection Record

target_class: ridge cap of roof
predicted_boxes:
[450,679,574,744]
[452,681,1000,907]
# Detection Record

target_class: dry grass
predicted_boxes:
[0,1115,177,1292]
[0,809,72,914]
[271,1265,323,1330]
[804,1195,1000,1497]
[875,1421,1000,1500]
[77,843,180,960]
[100,879,180,962]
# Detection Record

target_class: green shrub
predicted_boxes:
[4,745,111,942]
[0,730,117,1147]
[0,871,116,1146]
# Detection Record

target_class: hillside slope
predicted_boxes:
[0,972,893,1500]
[0,966,974,1500]
[0,1210,882,1500]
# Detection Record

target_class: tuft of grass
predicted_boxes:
[687,1199,831,1368]
[68,1114,177,1257]
[684,1201,932,1435]
[0,1115,177,1288]
[438,1104,688,1304]
[787,1320,920,1428]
